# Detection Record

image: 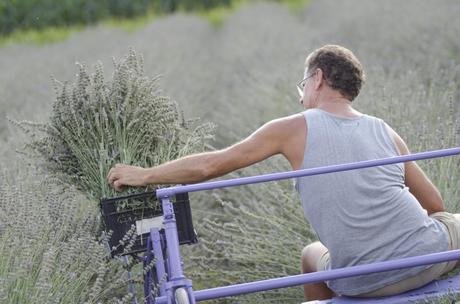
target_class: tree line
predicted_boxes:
[0,0,233,35]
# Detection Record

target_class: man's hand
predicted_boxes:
[107,164,148,192]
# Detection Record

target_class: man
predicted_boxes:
[108,45,460,300]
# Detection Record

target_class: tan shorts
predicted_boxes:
[316,211,460,297]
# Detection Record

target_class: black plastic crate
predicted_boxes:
[100,191,197,257]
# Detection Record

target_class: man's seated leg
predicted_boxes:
[453,213,460,268]
[431,212,460,269]
[355,211,460,298]
[301,241,336,300]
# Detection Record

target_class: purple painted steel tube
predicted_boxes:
[161,197,185,282]
[150,228,166,296]
[144,236,153,304]
[153,249,460,303]
[156,147,460,198]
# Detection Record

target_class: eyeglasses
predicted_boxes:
[296,73,315,97]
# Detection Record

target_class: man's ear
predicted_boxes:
[314,68,324,90]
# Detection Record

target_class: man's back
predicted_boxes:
[295,109,449,295]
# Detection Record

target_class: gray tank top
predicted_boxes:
[295,109,449,295]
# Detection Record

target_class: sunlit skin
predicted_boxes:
[107,66,444,301]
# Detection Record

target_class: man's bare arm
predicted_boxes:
[386,126,445,214]
[107,115,301,191]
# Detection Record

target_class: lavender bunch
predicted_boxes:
[15,49,213,200]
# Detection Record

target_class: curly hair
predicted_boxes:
[305,45,365,101]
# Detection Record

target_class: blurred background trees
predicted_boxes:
[0,0,295,36]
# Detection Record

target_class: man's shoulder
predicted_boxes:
[259,113,306,147]
[269,113,305,129]
[268,113,307,169]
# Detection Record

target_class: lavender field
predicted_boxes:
[1,0,459,303]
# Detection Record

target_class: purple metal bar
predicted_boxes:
[144,236,153,304]
[153,249,460,303]
[306,276,460,303]
[156,147,460,198]
[122,255,138,304]
[161,197,185,282]
[150,228,166,296]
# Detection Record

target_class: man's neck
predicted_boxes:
[315,98,362,118]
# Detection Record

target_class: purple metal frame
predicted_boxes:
[305,275,460,303]
[152,146,460,303]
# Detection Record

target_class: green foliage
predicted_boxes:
[195,0,240,27]
[0,0,229,36]
[0,0,310,38]
[108,0,151,18]
[0,0,157,36]
[0,25,83,46]
[0,0,312,45]
[0,0,108,35]
[15,50,213,200]
[279,0,310,11]
[151,0,231,14]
